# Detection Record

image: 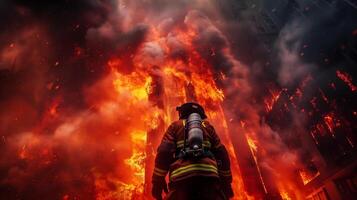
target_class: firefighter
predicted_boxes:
[152,102,234,200]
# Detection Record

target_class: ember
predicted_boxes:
[336,70,357,92]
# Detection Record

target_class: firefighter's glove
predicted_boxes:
[152,178,168,200]
[221,182,234,199]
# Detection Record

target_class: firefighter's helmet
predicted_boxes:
[176,102,207,119]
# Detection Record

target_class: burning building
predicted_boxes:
[237,0,357,199]
[0,0,356,200]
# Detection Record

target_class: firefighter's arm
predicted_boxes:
[152,123,176,181]
[152,123,176,199]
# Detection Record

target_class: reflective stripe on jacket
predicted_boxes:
[152,119,232,184]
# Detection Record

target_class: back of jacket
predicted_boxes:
[152,119,232,184]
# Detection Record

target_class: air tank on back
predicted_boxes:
[186,113,203,151]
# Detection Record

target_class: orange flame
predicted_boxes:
[113,72,152,102]
[336,70,357,92]
[280,191,292,200]
[264,89,282,112]
[299,169,320,185]
[323,112,340,136]
[246,134,267,194]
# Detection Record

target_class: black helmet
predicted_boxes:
[176,102,207,119]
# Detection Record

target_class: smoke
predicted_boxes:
[0,0,356,199]
[270,0,357,149]
[0,1,236,199]
[276,20,316,87]
[214,1,356,197]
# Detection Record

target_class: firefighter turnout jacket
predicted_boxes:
[152,119,232,187]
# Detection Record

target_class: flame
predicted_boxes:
[86,19,251,198]
[3,3,337,200]
[108,58,122,69]
[49,100,60,117]
[247,134,258,152]
[246,134,267,194]
[280,191,292,200]
[19,145,27,159]
[125,131,147,183]
[336,70,357,92]
[323,112,340,135]
[94,172,142,200]
[113,72,152,101]
[264,89,282,112]
[191,72,225,102]
[299,170,320,185]
[146,110,162,130]
[277,181,296,200]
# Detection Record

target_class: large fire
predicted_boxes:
[89,18,250,198]
[1,1,356,200]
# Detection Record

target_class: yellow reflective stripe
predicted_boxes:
[176,144,211,148]
[171,167,218,179]
[182,120,185,126]
[154,167,168,174]
[172,164,217,175]
[177,140,184,145]
[201,121,206,128]
[203,141,211,147]
[176,141,212,145]
[154,167,168,176]
[154,171,166,176]
[171,164,217,176]
[170,166,218,179]
[176,140,211,148]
